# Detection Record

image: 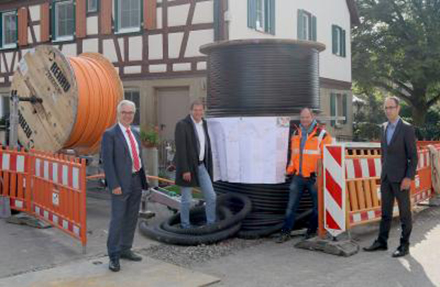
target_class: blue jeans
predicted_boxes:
[180,164,217,228]
[281,175,318,233]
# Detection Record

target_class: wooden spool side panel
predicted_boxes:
[12,46,78,152]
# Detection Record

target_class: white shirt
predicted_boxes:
[119,123,142,172]
[191,116,205,162]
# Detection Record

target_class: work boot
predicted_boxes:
[275,232,291,243]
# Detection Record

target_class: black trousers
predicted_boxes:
[378,177,412,246]
[107,172,142,259]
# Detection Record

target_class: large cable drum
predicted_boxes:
[200,39,325,117]
[201,39,326,237]
[11,45,123,154]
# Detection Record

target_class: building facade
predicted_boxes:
[0,0,358,141]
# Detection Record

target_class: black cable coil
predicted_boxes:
[200,39,325,117]
[214,181,314,238]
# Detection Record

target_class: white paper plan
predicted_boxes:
[208,117,290,184]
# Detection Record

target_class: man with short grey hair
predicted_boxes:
[101,99,149,272]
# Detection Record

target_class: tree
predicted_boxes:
[353,0,440,125]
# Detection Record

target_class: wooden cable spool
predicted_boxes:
[11,45,123,154]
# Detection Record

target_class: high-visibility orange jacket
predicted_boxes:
[286,124,333,177]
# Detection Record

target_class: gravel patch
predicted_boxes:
[140,238,265,267]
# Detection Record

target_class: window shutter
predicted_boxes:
[330,93,336,127]
[100,0,112,34]
[18,8,28,46]
[247,0,256,29]
[332,25,338,54]
[342,94,348,124]
[311,15,317,41]
[341,29,346,57]
[144,0,157,30]
[297,9,304,39]
[40,3,50,42]
[0,13,3,47]
[51,3,56,40]
[76,0,86,38]
[265,0,275,35]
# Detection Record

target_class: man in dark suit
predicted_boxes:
[174,99,216,228]
[101,100,149,272]
[364,96,418,257]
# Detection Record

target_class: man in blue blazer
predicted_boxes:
[101,100,149,272]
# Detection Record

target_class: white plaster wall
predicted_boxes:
[156,7,163,29]
[82,38,99,53]
[168,4,190,27]
[193,1,214,24]
[168,32,184,59]
[173,63,191,71]
[149,64,167,73]
[118,38,124,61]
[227,0,352,82]
[86,16,99,35]
[103,39,118,63]
[129,36,143,61]
[29,5,40,21]
[60,43,77,57]
[148,34,163,60]
[3,53,13,73]
[124,66,142,74]
[197,61,206,70]
[185,29,213,57]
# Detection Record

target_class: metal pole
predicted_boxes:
[9,90,19,148]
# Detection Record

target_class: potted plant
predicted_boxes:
[140,125,160,148]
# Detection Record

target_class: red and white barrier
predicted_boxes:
[323,144,346,237]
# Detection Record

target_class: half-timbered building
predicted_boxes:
[0,0,358,141]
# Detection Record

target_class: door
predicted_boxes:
[156,87,190,141]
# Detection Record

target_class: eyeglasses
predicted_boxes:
[121,111,135,115]
[384,106,397,110]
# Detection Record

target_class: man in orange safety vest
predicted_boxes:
[276,107,332,243]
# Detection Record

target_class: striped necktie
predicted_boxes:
[126,128,140,171]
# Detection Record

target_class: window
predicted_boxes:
[124,89,141,126]
[332,25,346,57]
[115,0,142,33]
[330,93,348,127]
[247,0,275,35]
[1,11,17,49]
[297,9,316,41]
[87,0,98,13]
[53,0,75,41]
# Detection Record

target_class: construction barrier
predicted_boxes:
[320,144,435,237]
[0,147,87,251]
[31,151,87,251]
[0,146,31,213]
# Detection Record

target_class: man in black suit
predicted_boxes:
[174,99,216,228]
[364,96,418,257]
[101,100,149,272]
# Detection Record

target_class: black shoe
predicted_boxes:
[109,258,120,272]
[392,245,409,258]
[120,250,142,261]
[275,232,291,243]
[363,240,388,252]
[304,231,317,240]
